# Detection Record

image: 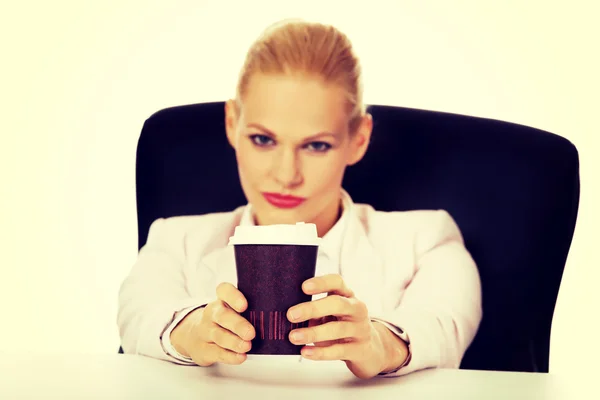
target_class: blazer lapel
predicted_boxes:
[185,209,242,296]
[339,206,386,317]
[202,245,238,287]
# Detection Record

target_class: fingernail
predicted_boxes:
[290,309,301,321]
[291,331,305,343]
[303,347,314,356]
[304,281,316,291]
[243,327,253,340]
[236,299,245,310]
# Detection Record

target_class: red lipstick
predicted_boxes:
[262,192,306,209]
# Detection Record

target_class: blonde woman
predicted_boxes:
[118,20,482,379]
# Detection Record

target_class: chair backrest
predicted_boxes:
[135,101,579,372]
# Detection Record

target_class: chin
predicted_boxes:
[252,201,309,224]
[262,210,305,225]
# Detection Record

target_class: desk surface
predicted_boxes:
[0,353,589,399]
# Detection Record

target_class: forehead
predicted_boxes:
[241,73,349,135]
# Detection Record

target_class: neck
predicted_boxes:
[314,196,343,238]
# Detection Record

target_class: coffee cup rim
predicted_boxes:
[227,222,320,246]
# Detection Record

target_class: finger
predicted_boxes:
[216,348,248,365]
[289,320,363,345]
[216,282,248,313]
[307,317,337,329]
[188,342,246,367]
[204,323,252,353]
[306,319,338,347]
[288,295,365,323]
[210,303,255,341]
[301,342,364,362]
[302,274,354,297]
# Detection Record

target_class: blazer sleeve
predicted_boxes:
[117,218,213,363]
[373,210,483,376]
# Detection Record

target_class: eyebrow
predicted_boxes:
[246,123,342,141]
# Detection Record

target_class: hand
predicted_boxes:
[286,274,389,379]
[170,282,255,366]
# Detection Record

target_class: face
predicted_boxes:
[225,73,372,236]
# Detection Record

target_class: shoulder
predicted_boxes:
[155,209,242,232]
[354,204,464,253]
[143,207,244,253]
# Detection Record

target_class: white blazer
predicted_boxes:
[118,191,482,377]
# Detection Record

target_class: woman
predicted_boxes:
[118,19,482,379]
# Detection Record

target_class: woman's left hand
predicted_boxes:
[286,274,388,379]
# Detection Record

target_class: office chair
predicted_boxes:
[121,101,580,373]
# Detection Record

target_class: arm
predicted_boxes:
[117,218,212,363]
[371,210,483,376]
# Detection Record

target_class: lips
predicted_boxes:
[262,192,306,209]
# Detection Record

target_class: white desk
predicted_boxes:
[0,353,588,399]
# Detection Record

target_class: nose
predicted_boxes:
[271,147,303,189]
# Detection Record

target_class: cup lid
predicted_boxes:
[228,222,320,246]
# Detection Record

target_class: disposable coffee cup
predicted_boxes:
[228,222,320,355]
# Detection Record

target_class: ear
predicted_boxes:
[224,99,240,149]
[347,113,373,166]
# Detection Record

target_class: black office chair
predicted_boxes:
[121,101,580,373]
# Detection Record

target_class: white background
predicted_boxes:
[1,0,598,377]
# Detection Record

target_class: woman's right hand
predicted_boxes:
[170,282,255,366]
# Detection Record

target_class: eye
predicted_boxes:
[304,141,332,153]
[249,134,275,147]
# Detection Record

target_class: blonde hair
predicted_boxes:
[235,19,366,133]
